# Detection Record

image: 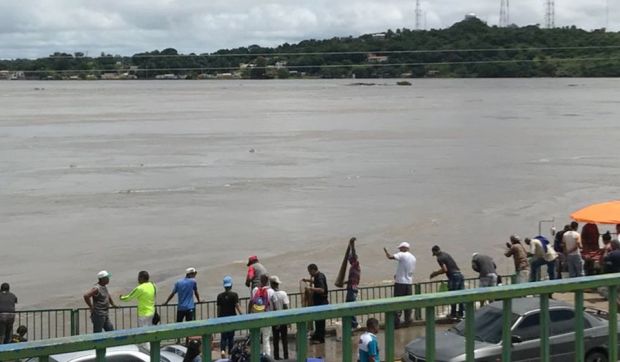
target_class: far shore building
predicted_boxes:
[367,53,389,63]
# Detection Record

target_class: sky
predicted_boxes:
[0,0,615,59]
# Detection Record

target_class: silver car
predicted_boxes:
[24,344,184,362]
[403,297,620,362]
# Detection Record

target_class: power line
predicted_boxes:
[9,56,620,74]
[22,45,620,60]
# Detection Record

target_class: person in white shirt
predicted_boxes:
[383,241,416,327]
[525,237,558,281]
[562,221,585,277]
[269,276,289,360]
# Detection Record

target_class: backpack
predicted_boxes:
[250,287,270,313]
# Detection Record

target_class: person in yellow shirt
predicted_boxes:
[120,271,156,327]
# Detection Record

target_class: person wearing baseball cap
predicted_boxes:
[163,268,201,322]
[383,241,416,328]
[217,276,241,356]
[245,256,268,291]
[269,275,290,360]
[83,270,117,333]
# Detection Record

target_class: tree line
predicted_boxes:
[2,18,620,79]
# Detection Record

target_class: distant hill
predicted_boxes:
[2,18,620,79]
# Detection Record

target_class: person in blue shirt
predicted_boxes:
[358,318,380,362]
[164,267,201,322]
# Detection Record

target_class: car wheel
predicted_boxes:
[585,350,608,362]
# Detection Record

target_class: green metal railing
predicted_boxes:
[15,275,511,340]
[2,273,619,362]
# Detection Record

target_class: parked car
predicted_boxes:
[25,344,184,362]
[402,297,620,362]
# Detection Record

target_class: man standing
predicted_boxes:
[430,245,464,319]
[245,256,268,291]
[83,270,116,333]
[562,221,585,277]
[250,274,274,356]
[270,275,290,360]
[358,318,380,362]
[119,271,156,328]
[383,241,416,328]
[525,237,558,281]
[302,264,328,344]
[504,235,530,283]
[0,283,18,344]
[217,276,241,357]
[345,237,361,329]
[163,267,201,322]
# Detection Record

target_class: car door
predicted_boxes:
[511,313,542,362]
[549,309,581,362]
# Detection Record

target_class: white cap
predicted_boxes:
[398,242,410,249]
[270,275,282,284]
[186,267,197,274]
[472,252,479,258]
[97,270,111,279]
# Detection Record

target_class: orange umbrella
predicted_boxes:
[571,200,620,224]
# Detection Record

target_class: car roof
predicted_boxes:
[487,296,573,316]
[49,344,143,362]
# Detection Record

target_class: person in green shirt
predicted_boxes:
[120,271,156,327]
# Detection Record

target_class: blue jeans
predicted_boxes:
[447,273,464,317]
[345,288,359,328]
[530,258,557,281]
[566,254,585,277]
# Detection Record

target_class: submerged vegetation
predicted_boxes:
[2,18,620,79]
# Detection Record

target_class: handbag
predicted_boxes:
[151,282,161,325]
[152,311,161,325]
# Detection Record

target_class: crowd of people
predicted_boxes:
[4,223,620,361]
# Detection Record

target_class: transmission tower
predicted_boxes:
[545,0,555,28]
[499,0,510,27]
[415,0,422,30]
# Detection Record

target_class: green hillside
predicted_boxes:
[2,18,620,79]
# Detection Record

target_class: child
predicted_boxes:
[10,325,28,343]
[358,318,380,362]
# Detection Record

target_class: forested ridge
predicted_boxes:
[2,18,620,79]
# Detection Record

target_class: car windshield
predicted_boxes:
[450,306,518,344]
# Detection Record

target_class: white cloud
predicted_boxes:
[0,0,615,58]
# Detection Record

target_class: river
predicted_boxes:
[1,78,619,308]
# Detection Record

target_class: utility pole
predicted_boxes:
[499,0,510,27]
[415,0,422,30]
[545,0,555,29]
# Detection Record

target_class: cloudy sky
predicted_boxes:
[0,0,615,58]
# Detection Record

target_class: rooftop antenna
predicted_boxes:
[499,0,510,27]
[545,0,555,28]
[415,0,422,30]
